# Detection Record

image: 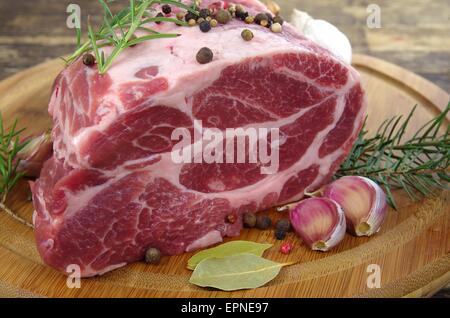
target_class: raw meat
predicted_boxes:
[32,0,366,277]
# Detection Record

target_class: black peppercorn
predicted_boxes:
[256,215,272,230]
[145,247,161,264]
[196,47,214,64]
[82,53,95,66]
[275,228,287,240]
[236,11,249,21]
[199,20,212,33]
[243,213,257,228]
[162,4,171,14]
[185,12,198,22]
[199,8,211,19]
[276,218,292,232]
[273,15,284,25]
[155,12,164,24]
[254,13,268,25]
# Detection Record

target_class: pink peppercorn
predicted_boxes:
[280,242,293,254]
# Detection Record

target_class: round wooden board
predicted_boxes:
[0,54,448,298]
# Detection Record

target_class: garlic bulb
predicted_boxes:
[323,176,388,237]
[290,9,352,65]
[17,130,53,178]
[290,197,346,252]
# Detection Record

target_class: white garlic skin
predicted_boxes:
[290,9,353,65]
[323,176,388,237]
[290,197,346,252]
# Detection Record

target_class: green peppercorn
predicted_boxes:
[199,20,212,32]
[235,4,245,13]
[155,12,164,24]
[188,18,197,26]
[82,53,96,66]
[271,22,282,33]
[245,16,254,24]
[176,12,185,21]
[199,8,211,19]
[255,13,269,25]
[216,9,231,24]
[196,47,214,64]
[145,247,161,264]
[228,5,236,16]
[162,4,171,14]
[210,19,218,27]
[241,29,254,41]
[275,228,287,240]
[276,218,291,232]
[256,215,272,230]
[273,15,284,25]
[243,212,257,228]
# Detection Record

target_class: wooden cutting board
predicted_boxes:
[0,54,448,298]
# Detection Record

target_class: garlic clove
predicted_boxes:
[17,130,53,178]
[323,176,388,237]
[290,197,346,252]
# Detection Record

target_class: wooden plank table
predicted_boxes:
[0,0,448,91]
[0,0,448,297]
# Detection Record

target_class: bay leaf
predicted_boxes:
[187,241,272,270]
[189,253,286,291]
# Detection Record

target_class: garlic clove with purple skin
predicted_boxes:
[290,197,346,252]
[323,176,388,237]
[17,130,53,178]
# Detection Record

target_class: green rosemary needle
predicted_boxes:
[336,102,450,209]
[65,0,198,74]
[0,113,33,227]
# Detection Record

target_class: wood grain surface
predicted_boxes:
[0,0,448,298]
[0,54,448,298]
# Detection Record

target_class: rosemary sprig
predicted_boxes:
[336,102,450,209]
[0,114,33,227]
[65,0,198,74]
